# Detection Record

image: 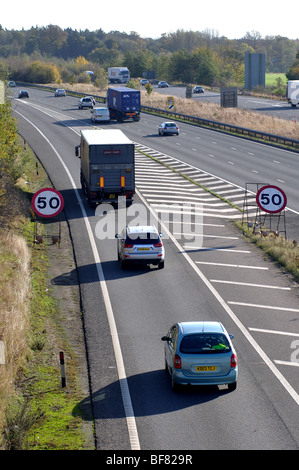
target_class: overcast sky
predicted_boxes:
[1,0,298,40]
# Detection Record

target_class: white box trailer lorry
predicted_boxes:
[108,67,130,84]
[75,129,135,208]
[287,80,299,107]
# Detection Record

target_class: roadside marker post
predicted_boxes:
[59,351,66,388]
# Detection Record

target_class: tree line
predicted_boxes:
[0,26,299,87]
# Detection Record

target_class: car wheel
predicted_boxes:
[158,261,164,269]
[120,260,127,270]
[228,382,237,391]
[171,374,179,392]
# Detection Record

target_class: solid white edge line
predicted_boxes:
[14,109,141,450]
[136,188,299,407]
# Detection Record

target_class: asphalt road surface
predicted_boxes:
[11,87,299,451]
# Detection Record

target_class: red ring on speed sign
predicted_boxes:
[32,188,64,218]
[256,185,287,214]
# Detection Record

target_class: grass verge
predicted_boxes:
[0,137,94,450]
[235,220,299,283]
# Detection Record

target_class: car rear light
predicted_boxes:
[124,243,133,248]
[174,354,181,369]
[231,353,237,368]
[153,242,162,247]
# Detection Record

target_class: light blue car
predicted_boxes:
[162,321,238,392]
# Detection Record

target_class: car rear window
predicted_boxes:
[126,233,160,245]
[180,333,231,354]
[166,123,176,127]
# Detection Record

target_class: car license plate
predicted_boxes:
[196,366,217,372]
[138,247,150,251]
[109,194,115,199]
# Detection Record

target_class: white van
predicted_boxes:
[91,107,110,123]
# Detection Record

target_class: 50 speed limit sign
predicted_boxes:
[32,188,64,218]
[256,185,287,214]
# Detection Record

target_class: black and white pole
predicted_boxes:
[60,351,66,388]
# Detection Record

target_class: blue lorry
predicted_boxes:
[107,87,140,122]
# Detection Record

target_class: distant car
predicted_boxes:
[90,107,110,123]
[78,97,94,109]
[18,90,29,98]
[162,321,238,391]
[86,96,96,106]
[8,81,16,87]
[54,89,66,97]
[140,79,149,86]
[115,225,165,269]
[158,81,169,88]
[193,86,204,94]
[158,121,179,136]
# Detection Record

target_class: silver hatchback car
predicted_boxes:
[162,321,237,391]
[158,122,179,136]
[116,225,165,269]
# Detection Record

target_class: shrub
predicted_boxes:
[26,61,61,84]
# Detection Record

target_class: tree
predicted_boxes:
[26,61,61,83]
[88,46,121,67]
[75,56,88,69]
[0,60,9,81]
[93,67,108,90]
[168,49,192,82]
[286,52,299,80]
[192,48,218,86]
[38,25,67,56]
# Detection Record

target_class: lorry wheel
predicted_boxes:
[81,178,87,196]
[88,200,97,208]
[87,193,96,208]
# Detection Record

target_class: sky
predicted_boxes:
[1,0,299,40]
